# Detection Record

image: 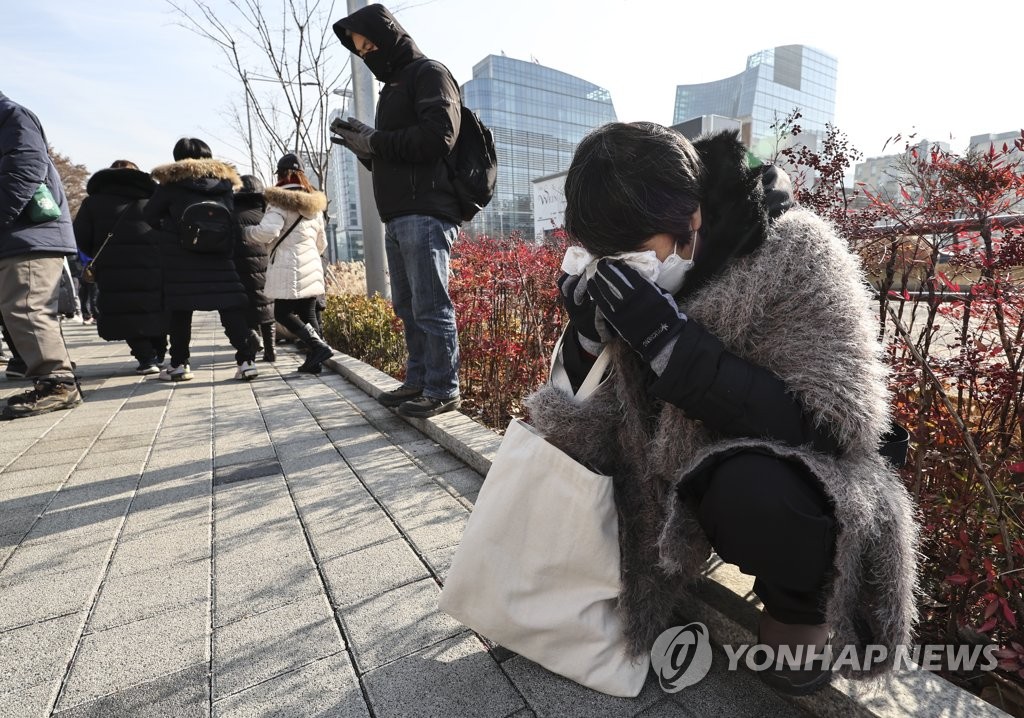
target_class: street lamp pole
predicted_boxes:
[347,0,388,299]
[243,71,256,176]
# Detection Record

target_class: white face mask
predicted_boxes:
[654,237,696,295]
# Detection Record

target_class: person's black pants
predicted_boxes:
[169,309,254,367]
[274,298,318,338]
[693,450,836,625]
[125,336,167,365]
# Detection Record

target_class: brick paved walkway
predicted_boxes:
[0,312,811,717]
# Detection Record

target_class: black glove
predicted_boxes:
[760,164,794,219]
[331,116,376,158]
[557,272,601,344]
[587,259,686,363]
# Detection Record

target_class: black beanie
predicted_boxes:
[276,153,303,174]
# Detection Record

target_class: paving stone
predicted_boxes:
[213,594,343,699]
[0,528,112,580]
[90,559,209,631]
[362,632,523,718]
[212,651,367,718]
[666,650,809,717]
[0,682,55,718]
[322,537,430,608]
[0,465,76,490]
[3,447,86,472]
[120,495,211,534]
[304,502,402,562]
[22,501,128,543]
[108,521,210,576]
[434,466,484,502]
[45,475,138,512]
[636,699,696,717]
[502,656,664,718]
[57,605,209,710]
[0,565,98,631]
[52,663,210,718]
[340,578,464,673]
[0,614,80,695]
[214,561,322,628]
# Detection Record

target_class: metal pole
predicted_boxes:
[346,0,388,299]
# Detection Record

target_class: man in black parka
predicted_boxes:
[0,91,81,419]
[333,4,463,418]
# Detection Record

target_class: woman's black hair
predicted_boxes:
[172,137,213,161]
[563,122,704,256]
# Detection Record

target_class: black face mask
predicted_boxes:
[362,52,393,82]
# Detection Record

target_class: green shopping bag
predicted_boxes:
[27,183,61,222]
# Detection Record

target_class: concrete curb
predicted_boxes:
[323,350,1010,718]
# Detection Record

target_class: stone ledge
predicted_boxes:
[324,350,1009,718]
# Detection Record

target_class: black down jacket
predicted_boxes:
[144,158,247,312]
[233,190,273,326]
[73,167,165,340]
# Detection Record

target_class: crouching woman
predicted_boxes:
[526,122,918,695]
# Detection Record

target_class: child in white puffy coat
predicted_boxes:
[244,153,333,374]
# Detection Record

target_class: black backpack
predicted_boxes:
[179,201,234,254]
[408,60,497,222]
[447,105,497,222]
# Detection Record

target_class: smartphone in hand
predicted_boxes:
[330,117,356,134]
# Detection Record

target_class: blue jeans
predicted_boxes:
[385,215,460,400]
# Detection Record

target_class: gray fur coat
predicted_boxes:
[526,206,920,678]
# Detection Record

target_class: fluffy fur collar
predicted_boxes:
[681,131,769,299]
[150,159,242,190]
[264,187,327,218]
[526,207,919,678]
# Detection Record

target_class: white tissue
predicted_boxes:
[560,246,662,283]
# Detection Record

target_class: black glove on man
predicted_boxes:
[557,271,602,345]
[330,116,376,159]
[587,259,687,364]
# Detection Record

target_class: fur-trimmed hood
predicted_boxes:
[263,186,327,219]
[150,158,242,191]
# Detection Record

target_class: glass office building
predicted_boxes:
[462,55,617,240]
[673,45,837,160]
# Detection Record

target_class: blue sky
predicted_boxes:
[6,0,1019,177]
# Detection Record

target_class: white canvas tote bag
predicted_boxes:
[438,334,650,697]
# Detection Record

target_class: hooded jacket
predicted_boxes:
[333,5,462,223]
[146,159,247,312]
[245,187,327,300]
[233,188,273,325]
[0,92,77,260]
[73,167,164,340]
[526,131,919,678]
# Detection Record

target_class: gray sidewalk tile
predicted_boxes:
[340,578,464,673]
[636,699,696,717]
[21,501,128,543]
[321,537,430,608]
[0,565,99,631]
[668,653,810,717]
[4,447,86,472]
[90,559,209,632]
[212,652,368,718]
[501,656,664,718]
[52,663,210,718]
[45,475,138,512]
[0,465,76,491]
[108,521,210,576]
[0,682,55,718]
[1,527,112,580]
[57,605,209,710]
[362,633,524,718]
[0,614,80,696]
[304,502,402,562]
[214,562,322,628]
[213,594,344,700]
[436,465,485,502]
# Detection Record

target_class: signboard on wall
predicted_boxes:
[532,171,568,241]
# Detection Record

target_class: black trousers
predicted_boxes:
[274,297,318,337]
[169,309,254,367]
[125,336,168,365]
[692,450,836,625]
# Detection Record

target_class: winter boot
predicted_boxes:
[296,323,333,373]
[260,322,276,362]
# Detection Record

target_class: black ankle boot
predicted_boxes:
[260,322,276,362]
